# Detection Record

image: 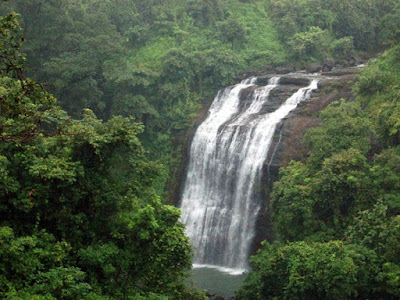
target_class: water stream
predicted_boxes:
[180,76,319,274]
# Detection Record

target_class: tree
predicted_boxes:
[288,26,332,62]
[236,240,376,300]
[345,203,400,298]
[0,12,200,299]
[371,147,400,213]
[0,227,93,299]
[217,17,247,49]
[310,148,373,233]
[380,7,400,47]
[271,161,316,241]
[304,100,372,169]
[2,0,134,119]
[186,0,227,27]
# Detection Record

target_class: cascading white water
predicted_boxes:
[180,77,319,274]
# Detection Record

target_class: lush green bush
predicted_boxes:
[268,0,396,63]
[1,0,288,198]
[237,241,376,300]
[0,13,203,299]
[287,26,332,62]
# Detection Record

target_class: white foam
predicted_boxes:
[193,264,247,276]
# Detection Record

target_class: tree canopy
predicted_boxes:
[1,0,400,298]
[0,12,205,299]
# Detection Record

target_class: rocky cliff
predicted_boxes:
[171,66,363,257]
[251,67,362,254]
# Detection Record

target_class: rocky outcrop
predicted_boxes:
[306,62,322,73]
[170,65,363,262]
[275,66,296,74]
[322,59,335,72]
[250,66,361,253]
[167,102,211,206]
[322,66,363,77]
[279,76,311,86]
[239,84,300,114]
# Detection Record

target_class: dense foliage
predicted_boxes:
[0,13,205,299]
[235,6,400,295]
[266,0,398,63]
[2,0,400,298]
[237,44,400,300]
[3,0,397,198]
[0,0,286,197]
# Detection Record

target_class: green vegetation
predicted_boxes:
[0,13,205,299]
[266,0,397,63]
[1,0,288,197]
[2,0,397,197]
[237,8,400,294]
[237,43,400,300]
[237,241,377,299]
[1,0,400,298]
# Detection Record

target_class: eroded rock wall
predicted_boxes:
[171,67,362,258]
[251,68,361,254]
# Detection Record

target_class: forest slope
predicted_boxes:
[2,0,397,198]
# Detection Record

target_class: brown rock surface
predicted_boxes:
[169,67,362,257]
[251,68,360,253]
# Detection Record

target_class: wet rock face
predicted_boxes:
[239,84,301,114]
[240,75,317,119]
[256,75,311,87]
[322,66,363,77]
[322,59,335,72]
[171,66,362,264]
[250,67,361,251]
[237,74,322,255]
[275,65,296,74]
[279,77,311,86]
[306,62,322,73]
[255,76,272,86]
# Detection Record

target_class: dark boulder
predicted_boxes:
[350,54,363,66]
[316,79,328,89]
[275,66,294,74]
[342,54,363,67]
[306,62,322,73]
[255,76,272,86]
[322,59,335,72]
[263,64,275,73]
[279,76,310,86]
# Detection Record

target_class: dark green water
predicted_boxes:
[188,267,247,298]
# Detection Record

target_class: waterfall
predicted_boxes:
[180,77,319,274]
